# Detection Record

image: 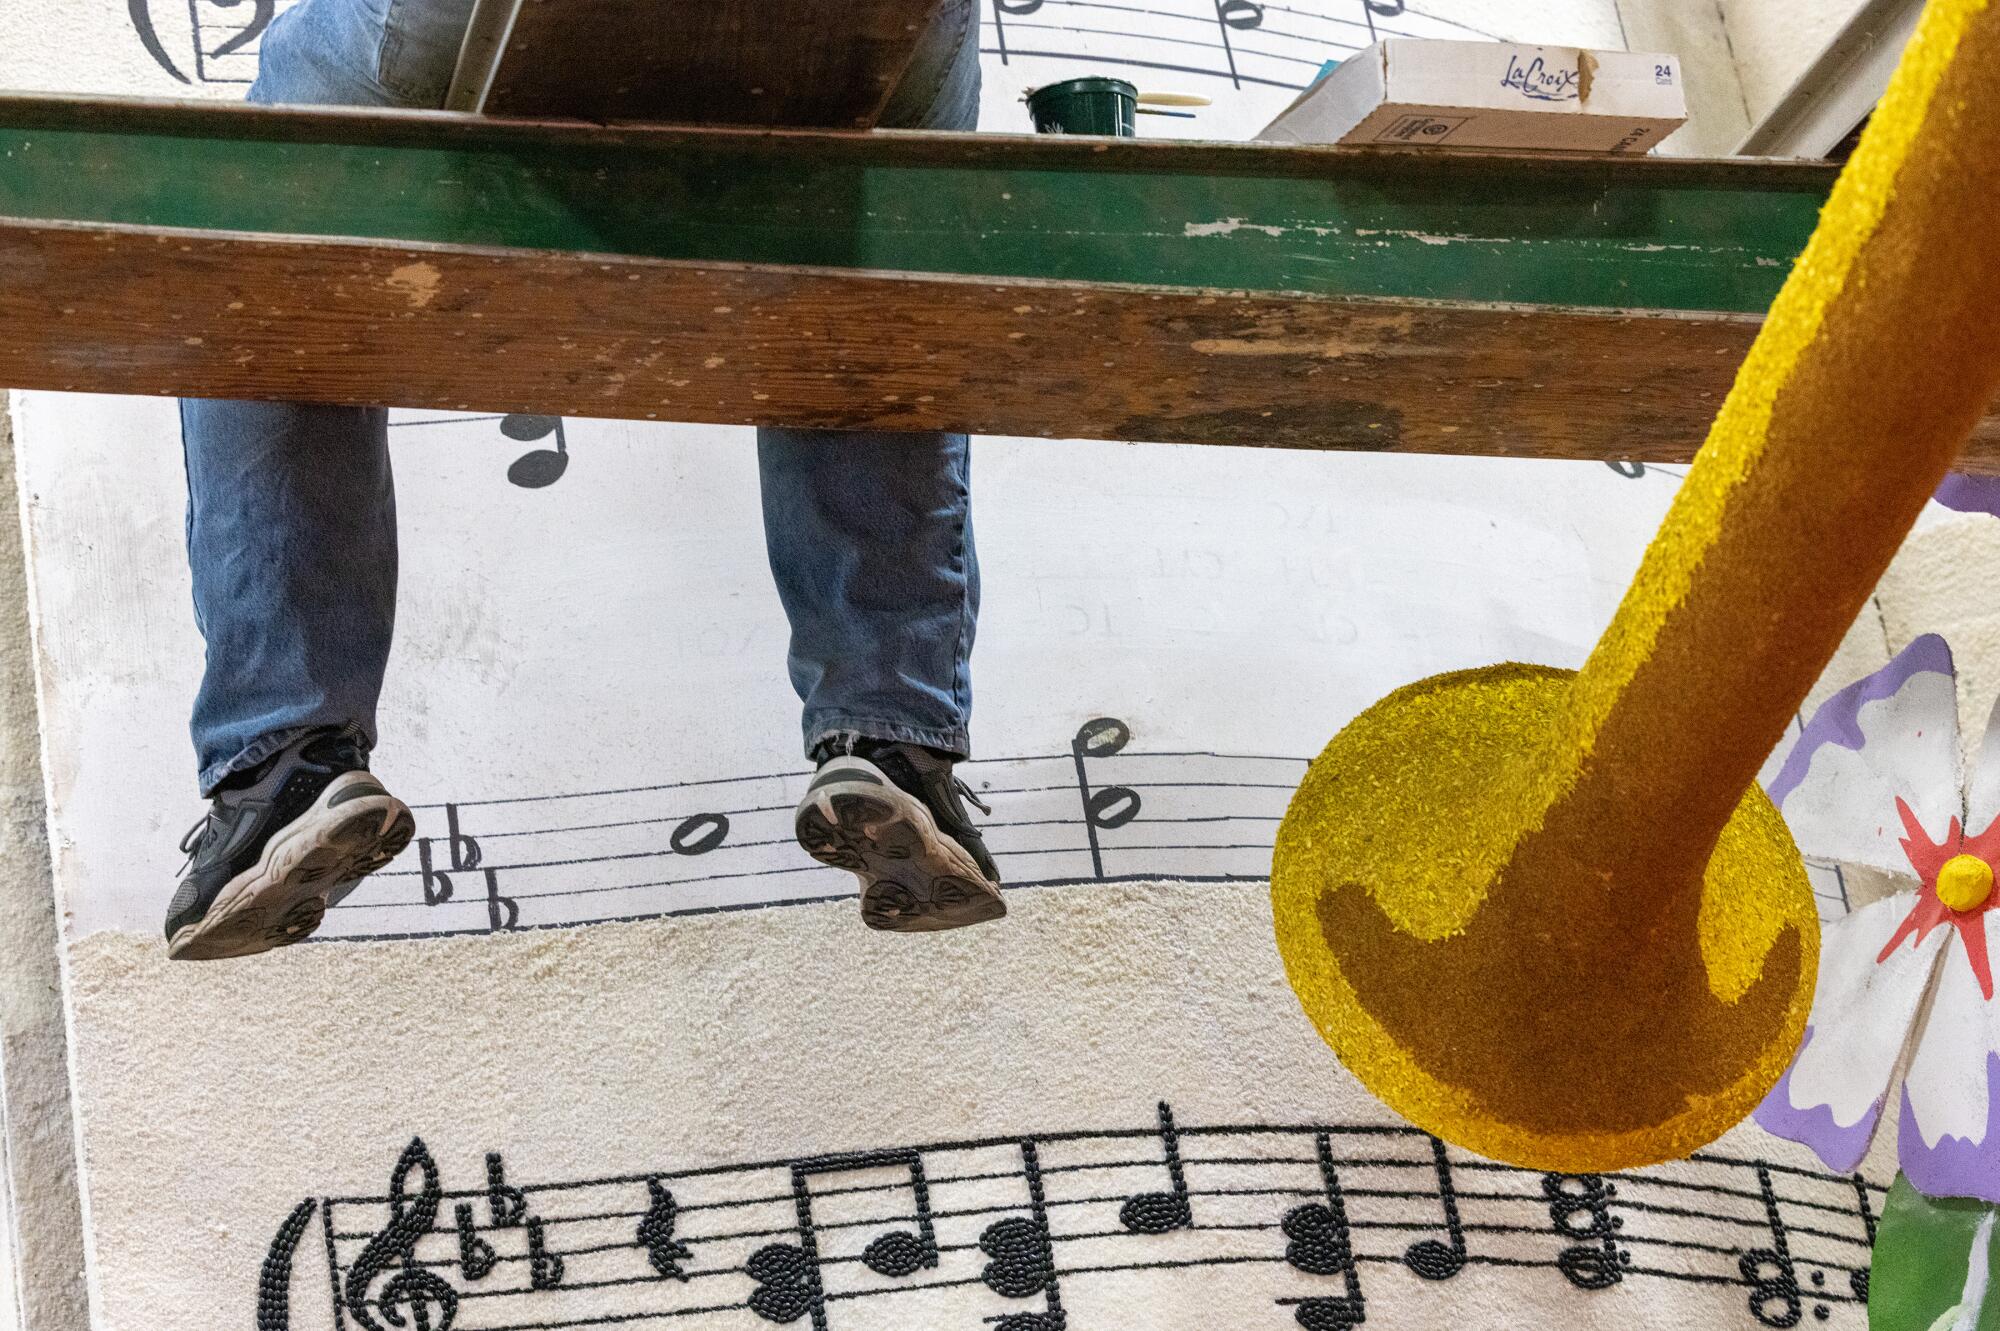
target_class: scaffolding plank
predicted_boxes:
[4,96,1990,466]
[460,0,945,126]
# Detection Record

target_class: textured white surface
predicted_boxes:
[66,880,1898,1331]
[1721,0,1876,129]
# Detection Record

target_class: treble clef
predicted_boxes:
[344,1139,460,1331]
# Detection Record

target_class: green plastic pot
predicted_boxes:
[1027,77,1137,138]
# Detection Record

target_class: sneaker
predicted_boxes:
[164,728,414,961]
[795,739,1005,932]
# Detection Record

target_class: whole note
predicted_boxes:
[1606,461,1648,479]
[670,813,730,856]
[501,415,569,488]
[343,1139,460,1331]
[637,1177,693,1281]
[1542,1174,1625,1290]
[1739,1165,1802,1328]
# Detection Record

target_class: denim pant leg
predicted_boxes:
[759,2,983,759]
[182,0,472,793]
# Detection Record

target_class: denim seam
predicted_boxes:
[889,0,977,130]
[804,714,970,758]
[197,724,323,797]
[951,465,974,742]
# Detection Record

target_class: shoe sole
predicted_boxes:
[796,769,1005,933]
[166,774,414,962]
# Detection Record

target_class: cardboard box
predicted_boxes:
[1259,39,1687,153]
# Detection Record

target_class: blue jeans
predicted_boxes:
[181,0,982,794]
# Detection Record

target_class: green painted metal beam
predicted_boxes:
[0,94,1832,315]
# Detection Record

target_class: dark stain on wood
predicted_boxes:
[482,0,945,127]
[4,219,1996,471]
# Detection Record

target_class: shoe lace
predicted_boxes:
[954,777,992,817]
[178,812,214,869]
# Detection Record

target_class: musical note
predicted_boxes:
[1119,1102,1193,1234]
[257,1200,317,1331]
[669,813,730,856]
[1278,1133,1365,1331]
[454,1202,496,1281]
[501,415,569,488]
[526,1216,565,1289]
[415,805,480,906]
[1071,718,1142,880]
[746,1239,820,1326]
[343,1139,460,1331]
[487,1152,526,1228]
[1211,0,1264,89]
[1607,461,1647,478]
[1403,1136,1467,1280]
[636,1177,693,1281]
[1848,1175,1875,1302]
[483,869,520,932]
[750,1148,938,1330]
[979,1140,1067,1330]
[208,0,275,57]
[1542,1174,1626,1290]
[297,1114,1879,1331]
[830,1152,938,1278]
[1740,1165,1803,1328]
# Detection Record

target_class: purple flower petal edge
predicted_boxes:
[1936,472,2000,518]
[1752,1027,1882,1172]
[1900,1050,2000,1205]
[1766,633,1955,807]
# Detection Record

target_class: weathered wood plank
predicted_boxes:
[0,96,1831,316]
[17,217,1993,470]
[468,0,945,127]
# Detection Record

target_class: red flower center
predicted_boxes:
[1881,796,2000,999]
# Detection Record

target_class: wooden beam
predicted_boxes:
[2,95,1993,467]
[456,0,945,127]
[0,218,1776,462]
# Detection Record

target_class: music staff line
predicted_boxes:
[314,717,1310,941]
[281,1109,1885,1331]
[987,0,1509,93]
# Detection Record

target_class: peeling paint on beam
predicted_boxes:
[0,95,1834,316]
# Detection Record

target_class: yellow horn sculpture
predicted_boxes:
[1272,0,2000,1172]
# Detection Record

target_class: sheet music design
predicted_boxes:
[260,1103,1884,1331]
[987,0,1516,94]
[130,0,292,85]
[320,709,1302,940]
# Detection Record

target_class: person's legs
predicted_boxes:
[168,0,472,959]
[767,4,1003,931]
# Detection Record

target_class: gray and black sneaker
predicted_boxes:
[796,739,1005,933]
[164,728,414,961]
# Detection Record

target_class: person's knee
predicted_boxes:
[248,0,470,110]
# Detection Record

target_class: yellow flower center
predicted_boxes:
[1938,854,1995,912]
